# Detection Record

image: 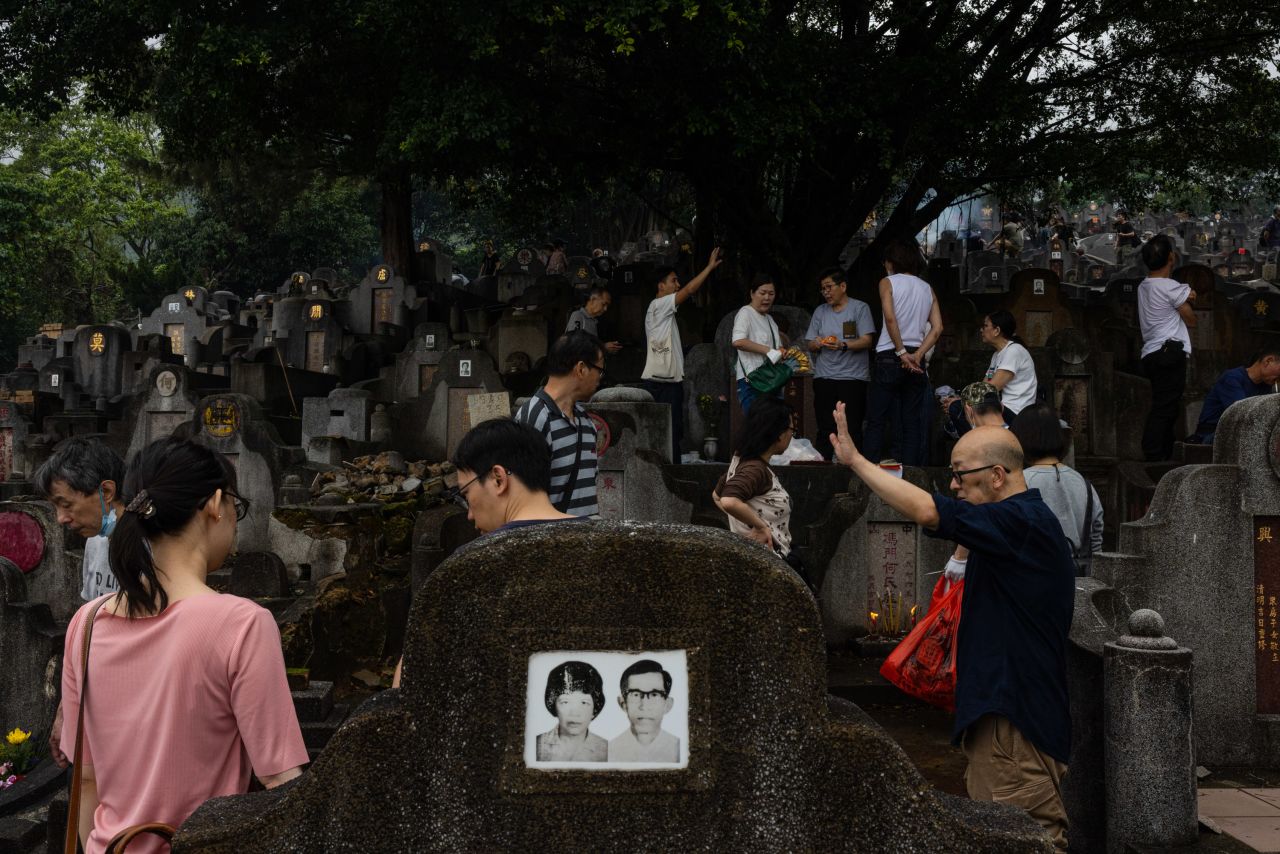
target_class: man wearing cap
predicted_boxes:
[942,381,1008,439]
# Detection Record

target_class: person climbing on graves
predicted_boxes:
[546,239,569,275]
[642,246,725,461]
[608,659,681,763]
[58,437,307,852]
[829,404,1074,849]
[536,660,608,762]
[979,310,1038,424]
[1113,210,1140,249]
[1138,234,1196,461]
[1048,214,1077,248]
[988,213,1025,257]
[1010,402,1103,576]
[514,331,604,517]
[862,238,943,466]
[478,239,501,278]
[713,397,796,557]
[565,286,623,353]
[1262,207,1280,250]
[35,437,127,768]
[392,418,585,689]
[805,266,876,457]
[731,274,789,414]
[1188,345,1280,445]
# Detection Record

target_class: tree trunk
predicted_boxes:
[380,168,414,279]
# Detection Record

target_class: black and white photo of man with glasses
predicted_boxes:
[608,660,681,763]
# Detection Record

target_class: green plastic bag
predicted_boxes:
[746,360,793,394]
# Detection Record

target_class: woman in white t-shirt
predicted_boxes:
[980,309,1038,422]
[731,275,787,413]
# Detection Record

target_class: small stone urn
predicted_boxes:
[703,437,719,461]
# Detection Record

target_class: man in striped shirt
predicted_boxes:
[514,330,604,516]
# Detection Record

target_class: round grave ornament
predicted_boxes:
[588,412,612,457]
[1045,328,1090,366]
[516,248,534,267]
[155,370,179,397]
[291,271,310,288]
[0,511,45,573]
[375,265,392,283]
[203,398,241,439]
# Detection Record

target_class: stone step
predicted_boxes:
[0,817,43,853]
[300,704,349,750]
[292,680,335,723]
[827,652,917,706]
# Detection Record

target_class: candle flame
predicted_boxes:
[911,605,918,616]
[869,612,879,620]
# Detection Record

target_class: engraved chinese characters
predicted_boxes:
[1257,516,1280,714]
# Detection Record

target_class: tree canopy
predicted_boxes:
[3,0,1279,289]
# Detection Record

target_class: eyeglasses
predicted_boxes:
[231,496,249,521]
[625,689,669,703]
[446,475,483,510]
[950,464,999,484]
[584,362,605,374]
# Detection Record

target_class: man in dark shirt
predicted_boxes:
[829,405,1075,850]
[1114,211,1139,249]
[1262,207,1280,250]
[1189,347,1280,444]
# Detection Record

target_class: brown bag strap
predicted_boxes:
[65,597,110,854]
[104,823,176,853]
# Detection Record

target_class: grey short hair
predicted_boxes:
[33,437,126,497]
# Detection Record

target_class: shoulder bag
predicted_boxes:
[1075,477,1095,578]
[738,320,792,394]
[65,599,177,853]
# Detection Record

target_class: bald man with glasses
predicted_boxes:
[829,405,1075,851]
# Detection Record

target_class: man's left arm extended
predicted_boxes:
[830,402,939,529]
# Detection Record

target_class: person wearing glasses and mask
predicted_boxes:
[828,404,1075,850]
[514,330,605,516]
[608,660,681,763]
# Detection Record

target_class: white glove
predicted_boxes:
[766,348,783,364]
[944,557,967,582]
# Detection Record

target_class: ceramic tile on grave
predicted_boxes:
[1256,516,1280,714]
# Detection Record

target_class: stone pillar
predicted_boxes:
[1103,609,1197,853]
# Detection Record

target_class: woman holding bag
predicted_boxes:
[712,397,796,557]
[731,274,788,414]
[60,437,308,852]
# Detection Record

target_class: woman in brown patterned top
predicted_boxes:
[712,397,796,556]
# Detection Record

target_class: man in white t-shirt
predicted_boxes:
[1136,234,1196,461]
[641,247,724,460]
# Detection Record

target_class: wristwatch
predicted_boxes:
[840,341,848,351]
[895,348,908,357]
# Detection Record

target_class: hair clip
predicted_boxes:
[126,490,157,519]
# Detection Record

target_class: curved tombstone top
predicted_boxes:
[590,386,654,403]
[177,521,1051,853]
[1213,395,1280,505]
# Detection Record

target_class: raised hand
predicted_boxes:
[707,247,725,270]
[829,401,862,467]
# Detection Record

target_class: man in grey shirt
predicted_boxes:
[805,266,875,458]
[565,287,621,353]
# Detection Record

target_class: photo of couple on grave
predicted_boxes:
[533,658,682,765]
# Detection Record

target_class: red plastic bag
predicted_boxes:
[879,576,963,712]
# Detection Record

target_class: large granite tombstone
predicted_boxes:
[123,365,205,459]
[393,323,451,402]
[394,350,508,461]
[1007,269,1073,348]
[176,522,1052,852]
[0,501,81,621]
[140,288,211,366]
[412,237,453,286]
[1094,395,1280,765]
[0,558,62,753]
[269,290,346,374]
[497,247,547,304]
[72,324,133,403]
[490,308,550,374]
[346,264,414,336]
[194,394,304,552]
[588,388,674,519]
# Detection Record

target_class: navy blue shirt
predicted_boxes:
[926,489,1076,763]
[1194,366,1272,442]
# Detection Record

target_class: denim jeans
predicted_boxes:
[863,351,928,465]
[736,378,783,416]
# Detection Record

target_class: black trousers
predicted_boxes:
[813,378,868,461]
[1141,343,1187,461]
[642,379,684,462]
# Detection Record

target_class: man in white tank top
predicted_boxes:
[862,239,943,465]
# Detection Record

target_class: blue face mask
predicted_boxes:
[99,489,118,538]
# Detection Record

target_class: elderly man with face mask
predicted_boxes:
[33,436,127,768]
[829,403,1075,851]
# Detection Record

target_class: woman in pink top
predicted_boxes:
[59,437,309,852]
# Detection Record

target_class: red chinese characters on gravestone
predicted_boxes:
[1256,517,1280,714]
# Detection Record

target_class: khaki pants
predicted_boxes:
[962,714,1069,851]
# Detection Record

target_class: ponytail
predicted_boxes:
[109,437,244,617]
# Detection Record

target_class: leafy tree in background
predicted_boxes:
[3,0,1279,293]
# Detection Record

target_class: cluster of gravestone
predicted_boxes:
[0,212,1279,851]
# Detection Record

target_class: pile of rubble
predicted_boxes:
[311,451,458,504]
